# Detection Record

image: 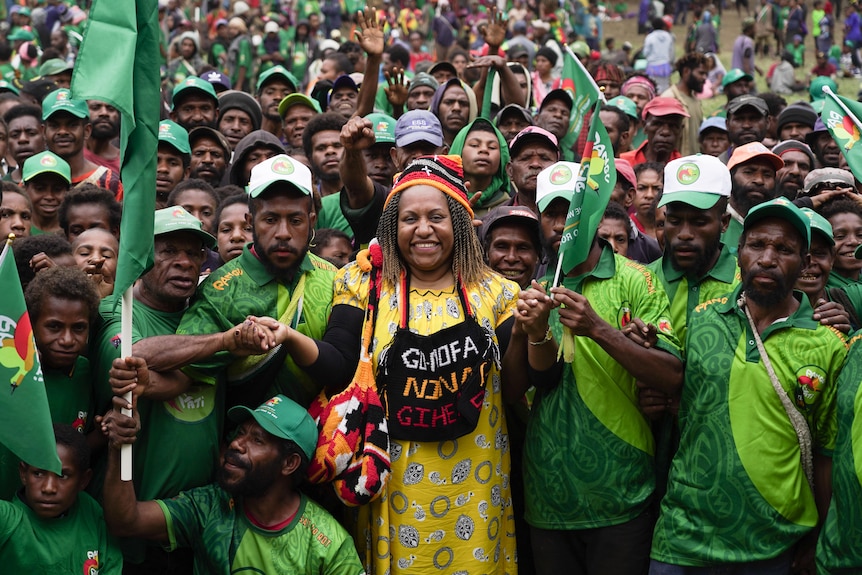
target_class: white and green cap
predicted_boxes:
[153,206,217,248]
[22,151,71,184]
[247,154,312,198]
[536,161,580,212]
[365,112,396,145]
[659,154,731,210]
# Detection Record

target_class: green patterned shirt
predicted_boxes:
[177,247,336,407]
[816,332,862,574]
[652,285,847,565]
[525,245,682,529]
[158,486,364,575]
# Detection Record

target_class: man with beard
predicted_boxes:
[430,78,477,147]
[92,207,219,574]
[598,104,632,157]
[505,126,559,213]
[217,90,261,152]
[621,97,688,167]
[188,127,230,187]
[721,69,754,104]
[534,89,572,151]
[84,100,120,173]
[495,104,534,144]
[719,95,770,164]
[722,141,784,253]
[255,66,297,141]
[156,120,190,209]
[661,53,707,156]
[42,89,123,200]
[776,102,817,143]
[3,103,46,184]
[805,119,842,168]
[302,112,347,200]
[772,140,815,200]
[650,197,846,575]
[176,154,337,411]
[101,394,364,574]
[169,76,220,132]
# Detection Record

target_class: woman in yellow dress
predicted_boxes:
[275,155,520,574]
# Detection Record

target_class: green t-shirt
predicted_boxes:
[651,285,847,566]
[524,245,682,529]
[93,296,222,563]
[721,216,743,256]
[158,485,363,575]
[817,331,862,574]
[648,243,739,343]
[177,247,337,408]
[0,491,122,575]
[317,192,352,237]
[45,356,94,434]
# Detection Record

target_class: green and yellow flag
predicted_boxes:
[0,241,62,474]
[820,88,862,183]
[560,46,602,137]
[558,101,617,276]
[71,0,160,297]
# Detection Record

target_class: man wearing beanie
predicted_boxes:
[218,90,262,151]
[776,101,817,143]
[772,140,815,200]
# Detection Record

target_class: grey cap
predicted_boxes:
[394,110,444,147]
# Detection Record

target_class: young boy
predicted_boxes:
[0,424,121,573]
[21,150,72,236]
[598,201,632,257]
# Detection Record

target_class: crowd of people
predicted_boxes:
[1,0,862,574]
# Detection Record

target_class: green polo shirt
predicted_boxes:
[649,243,740,343]
[652,285,847,566]
[525,245,682,530]
[721,217,743,256]
[177,246,337,408]
[817,332,862,574]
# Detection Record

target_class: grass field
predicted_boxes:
[602,5,858,116]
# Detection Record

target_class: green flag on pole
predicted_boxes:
[0,241,62,474]
[71,0,160,296]
[820,87,862,183]
[557,102,617,277]
[560,46,602,138]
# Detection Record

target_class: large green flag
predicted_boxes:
[0,242,62,474]
[560,46,602,138]
[820,88,862,183]
[558,102,617,276]
[71,0,160,296]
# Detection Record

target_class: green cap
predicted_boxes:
[18,7,30,17]
[153,206,216,248]
[228,395,318,459]
[158,120,191,155]
[247,154,312,198]
[365,112,396,145]
[743,197,810,249]
[721,68,753,88]
[38,58,73,77]
[7,28,34,42]
[42,88,89,121]
[0,80,20,95]
[256,65,299,93]
[22,151,71,184]
[801,207,834,246]
[605,95,638,120]
[171,76,218,110]
[277,93,321,118]
[809,76,838,102]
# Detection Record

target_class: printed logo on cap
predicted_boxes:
[676,162,700,185]
[39,155,57,167]
[185,78,197,86]
[159,123,171,134]
[410,119,428,128]
[56,91,69,101]
[206,71,222,82]
[271,158,294,175]
[265,396,282,408]
[550,164,573,185]
[376,121,389,131]
[172,207,186,218]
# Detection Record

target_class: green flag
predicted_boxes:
[558,103,617,276]
[71,0,160,296]
[0,242,62,474]
[560,46,602,138]
[820,89,862,183]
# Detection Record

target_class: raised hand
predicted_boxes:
[340,115,377,151]
[478,6,507,49]
[355,7,384,57]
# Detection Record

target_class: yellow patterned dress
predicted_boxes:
[333,261,519,575]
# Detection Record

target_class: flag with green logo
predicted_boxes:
[820,89,862,183]
[560,46,602,137]
[71,0,160,296]
[558,102,617,276]
[0,242,62,474]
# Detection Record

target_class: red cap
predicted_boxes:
[642,96,690,121]
[615,157,637,190]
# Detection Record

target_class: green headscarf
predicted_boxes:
[449,118,511,212]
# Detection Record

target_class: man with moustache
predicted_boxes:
[155,120,190,209]
[169,76,220,132]
[84,100,120,173]
[505,126,559,213]
[650,198,846,575]
[718,95,770,164]
[431,78,476,147]
[661,53,707,156]
[188,127,230,187]
[217,90,262,152]
[534,89,572,152]
[278,94,321,150]
[621,98,688,167]
[805,119,842,169]
[255,66,297,141]
[101,394,364,574]
[772,140,815,200]
[722,142,784,254]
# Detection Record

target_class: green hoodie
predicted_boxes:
[449,118,511,217]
